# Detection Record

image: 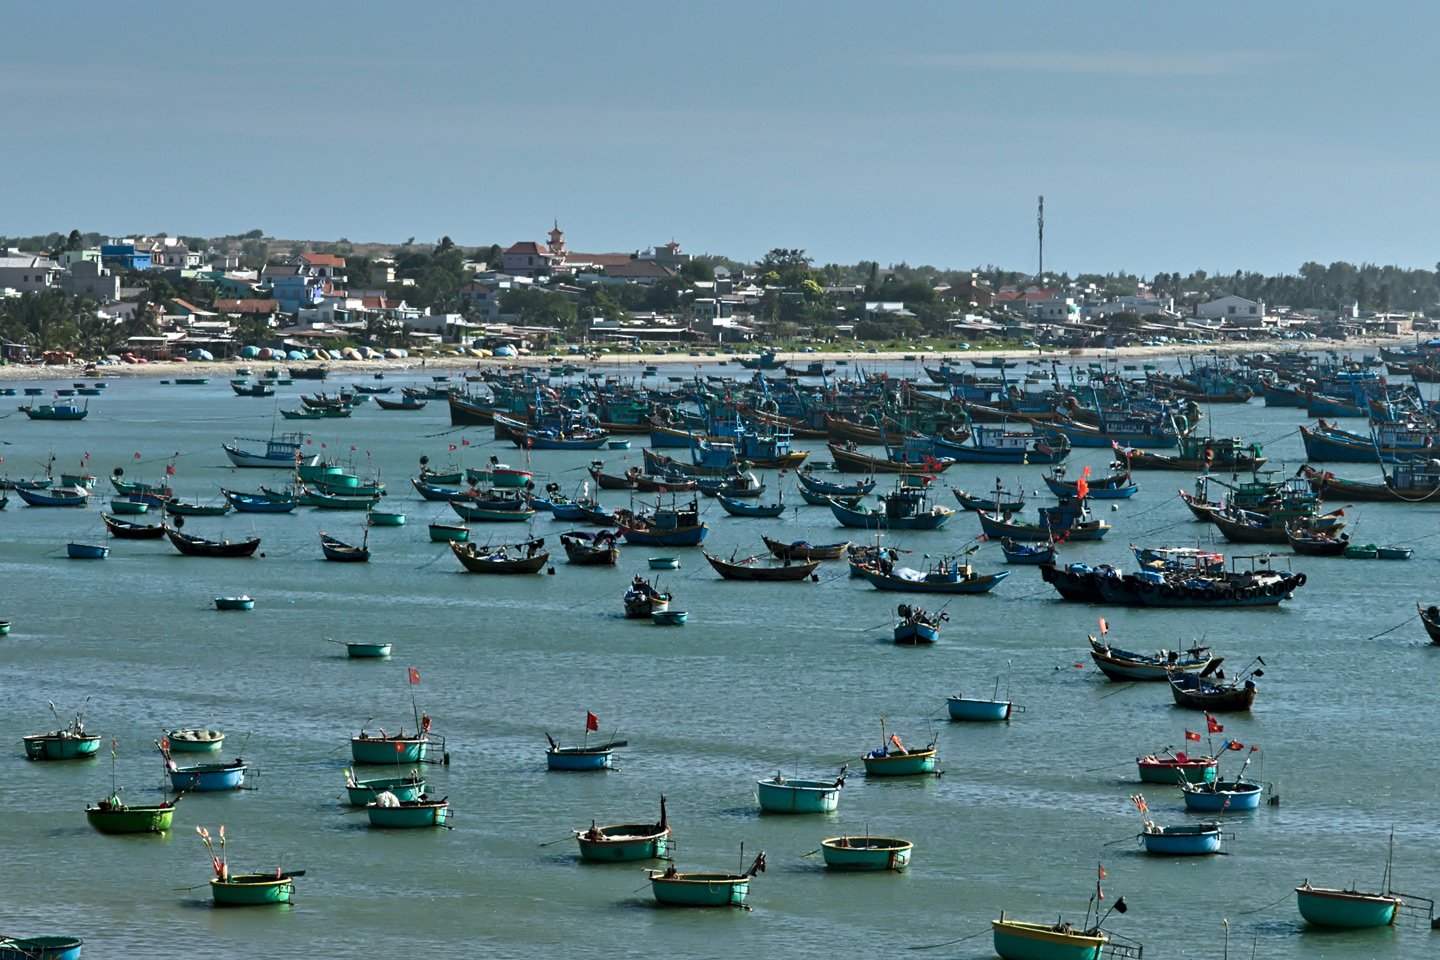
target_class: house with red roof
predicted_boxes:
[288,253,348,283]
[502,242,555,277]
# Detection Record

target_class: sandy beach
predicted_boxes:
[0,333,1412,382]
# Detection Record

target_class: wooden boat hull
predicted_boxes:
[100,513,162,538]
[86,804,174,834]
[168,763,245,791]
[547,748,613,771]
[830,501,955,530]
[1142,825,1221,855]
[366,802,449,828]
[755,779,840,813]
[16,487,87,507]
[166,530,261,558]
[862,568,1009,594]
[449,542,550,573]
[210,875,293,906]
[761,536,848,561]
[1296,886,1401,928]
[449,500,537,523]
[703,552,820,581]
[351,737,428,765]
[978,512,1109,542]
[894,621,939,644]
[821,837,912,870]
[23,736,101,760]
[1169,674,1257,711]
[620,524,708,547]
[993,919,1106,960]
[65,543,109,559]
[946,698,1012,721]
[862,750,936,776]
[576,826,670,861]
[649,874,749,907]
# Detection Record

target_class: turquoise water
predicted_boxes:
[2,362,1437,959]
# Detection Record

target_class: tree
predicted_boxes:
[63,229,83,252]
[500,287,578,334]
[680,259,714,283]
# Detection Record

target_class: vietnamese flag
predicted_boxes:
[1206,714,1223,734]
[450,444,457,451]
[408,667,420,684]
[586,712,599,732]
[1098,617,1108,636]
[1185,730,1201,742]
[1076,476,1089,500]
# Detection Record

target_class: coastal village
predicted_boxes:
[0,224,1423,365]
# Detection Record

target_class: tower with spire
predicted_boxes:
[547,220,566,265]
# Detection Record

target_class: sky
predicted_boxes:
[5,1,1440,276]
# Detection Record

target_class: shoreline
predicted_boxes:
[0,333,1411,382]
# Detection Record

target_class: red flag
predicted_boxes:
[134,452,141,459]
[351,446,356,451]
[1185,730,1201,742]
[1076,477,1090,500]
[165,464,175,475]
[408,667,420,684]
[1098,617,1108,636]
[321,443,326,449]
[1224,740,1244,751]
[450,445,458,452]
[1082,466,1092,477]
[395,741,404,753]
[1250,745,1259,753]
[586,712,599,732]
[1206,714,1223,734]
[461,439,470,446]
[1098,863,1107,880]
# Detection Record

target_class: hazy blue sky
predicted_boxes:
[6,2,1439,275]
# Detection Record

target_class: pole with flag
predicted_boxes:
[408,667,421,737]
[584,711,598,749]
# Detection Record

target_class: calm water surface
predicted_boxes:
[2,358,1437,959]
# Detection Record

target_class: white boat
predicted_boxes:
[222,433,320,468]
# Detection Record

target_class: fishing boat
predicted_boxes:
[938,425,1069,464]
[1168,662,1261,711]
[559,531,620,565]
[210,873,295,906]
[893,603,944,644]
[574,797,671,861]
[623,576,671,618]
[213,596,254,611]
[231,382,275,397]
[1417,603,1440,644]
[60,473,95,489]
[992,913,1113,960]
[755,768,845,813]
[375,396,428,411]
[1002,539,1055,564]
[0,938,85,960]
[351,729,434,765]
[1043,462,1137,500]
[165,527,261,558]
[618,499,708,546]
[1377,545,1412,560]
[344,641,392,658]
[108,498,148,515]
[86,794,177,834]
[166,758,247,792]
[1135,752,1217,784]
[18,402,88,421]
[100,514,165,539]
[703,550,820,581]
[829,480,955,530]
[16,486,88,507]
[449,540,550,573]
[23,727,101,761]
[65,542,109,560]
[648,557,681,569]
[1088,635,1215,681]
[862,728,937,776]
[307,488,381,510]
[821,836,912,870]
[366,796,450,828]
[412,477,465,501]
[697,471,767,499]
[760,536,848,561]
[1285,523,1348,556]
[953,485,1027,512]
[648,852,766,907]
[428,522,470,543]
[796,471,876,499]
[978,497,1110,542]
[366,508,405,526]
[320,531,370,562]
[827,442,954,474]
[344,770,425,805]
[164,499,231,517]
[545,718,624,770]
[860,556,1009,594]
[652,609,688,625]
[1180,778,1264,812]
[466,458,532,488]
[222,433,318,468]
[1343,542,1379,559]
[1141,821,1223,856]
[166,729,225,753]
[946,694,1013,721]
[448,499,537,522]
[1296,885,1404,928]
[716,494,785,518]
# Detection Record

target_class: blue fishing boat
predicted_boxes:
[651,609,688,625]
[978,497,1110,542]
[861,556,1009,594]
[716,494,785,518]
[222,432,318,468]
[619,499,708,546]
[344,770,426,805]
[221,489,297,513]
[545,740,620,770]
[449,499,537,522]
[345,641,392,658]
[214,597,254,611]
[1181,779,1263,812]
[1141,823,1223,856]
[16,487,87,507]
[166,758,246,792]
[946,695,1013,721]
[1038,413,1181,448]
[1299,420,1440,463]
[411,477,465,501]
[648,557,680,569]
[1002,539,1055,564]
[1043,462,1138,499]
[65,542,108,559]
[893,603,943,644]
[934,424,1070,464]
[796,472,876,499]
[755,770,845,813]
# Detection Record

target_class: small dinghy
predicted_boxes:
[197,825,297,905]
[649,851,765,907]
[755,767,845,813]
[366,793,450,828]
[213,597,254,611]
[166,729,225,753]
[0,937,84,960]
[345,770,426,805]
[545,715,624,771]
[862,723,937,776]
[574,796,671,861]
[820,836,912,871]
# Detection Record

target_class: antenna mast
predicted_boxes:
[1037,195,1045,280]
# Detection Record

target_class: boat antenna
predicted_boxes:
[1006,659,1013,703]
[110,735,117,796]
[1223,919,1228,960]
[1383,826,1394,894]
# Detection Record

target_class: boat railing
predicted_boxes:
[1102,933,1143,960]
[1391,891,1435,925]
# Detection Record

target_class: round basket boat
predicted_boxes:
[210,874,294,906]
[820,836,912,870]
[167,729,225,753]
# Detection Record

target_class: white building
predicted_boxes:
[1195,295,1265,322]
[1028,295,1079,323]
[1087,295,1174,319]
[0,253,61,293]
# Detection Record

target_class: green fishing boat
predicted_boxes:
[164,501,231,517]
[649,852,765,907]
[820,836,913,871]
[862,722,938,776]
[23,731,101,761]
[166,729,225,753]
[1295,884,1402,927]
[365,797,450,828]
[575,797,671,861]
[210,874,295,906]
[85,795,176,834]
[428,523,469,542]
[109,499,150,515]
[367,510,406,526]
[351,733,429,764]
[992,914,1109,960]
